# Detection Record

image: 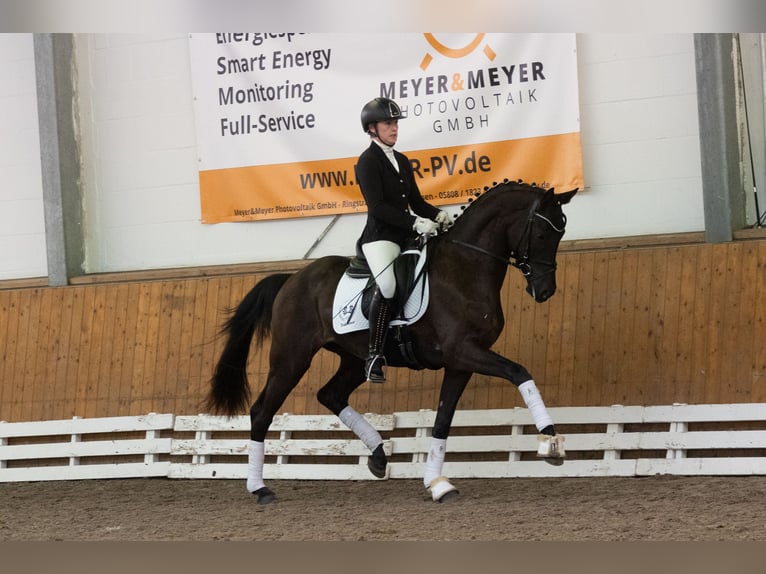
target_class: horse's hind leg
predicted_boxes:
[317,351,388,478]
[246,349,314,504]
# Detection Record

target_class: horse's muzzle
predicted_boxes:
[526,280,556,303]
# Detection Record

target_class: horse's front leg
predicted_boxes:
[453,346,566,465]
[422,368,473,502]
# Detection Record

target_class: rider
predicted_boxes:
[355,97,451,383]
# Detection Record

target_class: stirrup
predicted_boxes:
[365,354,386,383]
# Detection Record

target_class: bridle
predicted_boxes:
[448,198,566,279]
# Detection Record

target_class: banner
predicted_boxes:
[189,33,583,223]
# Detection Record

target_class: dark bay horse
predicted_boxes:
[207,180,577,503]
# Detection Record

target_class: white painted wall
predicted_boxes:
[0,34,47,280]
[0,33,706,279]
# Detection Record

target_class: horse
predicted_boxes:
[206,179,577,503]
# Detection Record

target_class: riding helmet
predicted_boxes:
[360,97,404,133]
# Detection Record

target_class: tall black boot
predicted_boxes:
[365,286,391,383]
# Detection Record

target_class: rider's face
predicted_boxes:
[373,119,398,146]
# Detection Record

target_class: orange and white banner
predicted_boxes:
[189,33,583,223]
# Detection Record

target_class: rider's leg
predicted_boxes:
[361,240,400,383]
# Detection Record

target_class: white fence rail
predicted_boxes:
[1,404,765,483]
[0,413,173,482]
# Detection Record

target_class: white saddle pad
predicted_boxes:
[332,246,430,334]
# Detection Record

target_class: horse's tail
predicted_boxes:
[206,273,292,417]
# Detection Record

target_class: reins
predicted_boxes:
[447,196,564,278]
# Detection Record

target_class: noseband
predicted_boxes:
[449,197,566,279]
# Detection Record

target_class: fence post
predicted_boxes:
[604,423,624,460]
[69,416,81,467]
[508,425,523,462]
[0,421,6,469]
[144,412,159,465]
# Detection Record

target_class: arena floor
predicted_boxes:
[2,475,765,541]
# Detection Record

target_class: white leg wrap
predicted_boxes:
[423,437,447,488]
[339,406,384,451]
[246,440,266,493]
[518,380,554,431]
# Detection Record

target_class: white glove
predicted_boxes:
[413,216,439,236]
[435,210,451,231]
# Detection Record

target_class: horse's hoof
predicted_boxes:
[427,476,459,502]
[537,434,566,464]
[252,486,276,505]
[368,444,388,479]
[368,458,387,478]
[437,489,460,503]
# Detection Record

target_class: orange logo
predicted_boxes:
[420,33,496,70]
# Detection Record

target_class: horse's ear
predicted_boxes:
[556,188,578,205]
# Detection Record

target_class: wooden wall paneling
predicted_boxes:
[185,277,211,415]
[84,285,108,418]
[0,292,11,419]
[30,288,54,421]
[645,248,668,405]
[688,244,712,405]
[628,249,654,405]
[51,288,75,420]
[8,290,27,421]
[614,250,638,406]
[151,281,172,414]
[199,277,223,414]
[174,278,197,412]
[2,237,765,423]
[731,243,757,402]
[104,283,129,418]
[584,251,609,406]
[71,286,93,418]
[19,289,41,422]
[658,247,683,405]
[721,244,745,403]
[540,257,564,407]
[174,279,197,415]
[61,287,87,418]
[138,282,162,415]
[674,246,699,403]
[129,283,152,415]
[165,280,184,412]
[117,283,141,414]
[40,287,63,422]
[553,252,580,407]
[601,251,625,406]
[705,244,728,404]
[752,241,766,403]
[571,251,594,406]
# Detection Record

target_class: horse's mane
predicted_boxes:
[445,178,548,233]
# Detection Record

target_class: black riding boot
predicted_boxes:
[365,287,391,383]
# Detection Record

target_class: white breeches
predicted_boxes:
[361,240,400,299]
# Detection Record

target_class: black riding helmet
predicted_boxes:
[360,97,404,133]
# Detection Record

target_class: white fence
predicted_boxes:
[2,404,766,483]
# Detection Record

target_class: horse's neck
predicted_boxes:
[450,195,523,260]
[436,207,511,288]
